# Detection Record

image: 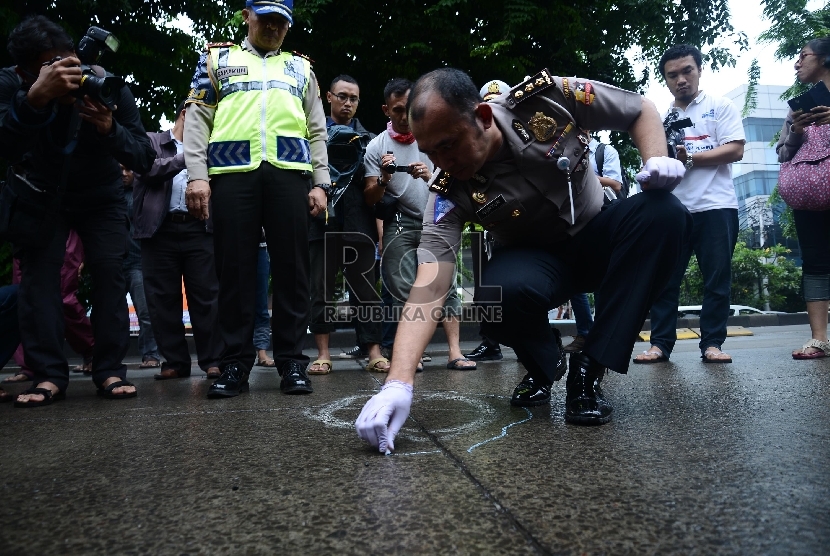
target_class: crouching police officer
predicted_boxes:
[183,0,330,398]
[356,68,691,452]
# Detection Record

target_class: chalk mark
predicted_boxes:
[466,407,532,453]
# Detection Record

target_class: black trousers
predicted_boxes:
[141,218,222,372]
[211,164,311,371]
[17,181,129,391]
[309,234,381,342]
[478,190,691,381]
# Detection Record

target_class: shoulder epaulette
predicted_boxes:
[429,170,454,195]
[204,41,235,51]
[505,69,555,107]
[292,51,315,65]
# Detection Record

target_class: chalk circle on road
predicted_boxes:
[304,391,501,444]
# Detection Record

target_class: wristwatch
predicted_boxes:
[378,177,388,187]
[313,183,331,196]
[684,153,694,170]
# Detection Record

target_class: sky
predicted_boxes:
[642,0,819,109]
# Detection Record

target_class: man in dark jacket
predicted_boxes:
[131,101,222,381]
[0,16,155,406]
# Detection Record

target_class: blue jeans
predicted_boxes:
[649,208,738,356]
[570,293,593,336]
[124,266,159,362]
[254,246,271,351]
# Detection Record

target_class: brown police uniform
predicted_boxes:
[418,70,691,380]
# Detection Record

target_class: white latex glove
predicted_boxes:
[635,156,685,191]
[355,380,413,453]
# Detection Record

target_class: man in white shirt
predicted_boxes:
[634,44,745,365]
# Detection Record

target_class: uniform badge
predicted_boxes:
[472,191,487,204]
[429,171,452,194]
[512,120,532,143]
[476,195,506,219]
[546,122,575,158]
[528,112,557,142]
[214,66,248,81]
[562,78,571,99]
[434,195,456,224]
[574,82,595,106]
[506,69,554,106]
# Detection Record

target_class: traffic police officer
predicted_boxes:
[183,0,330,398]
[356,68,690,452]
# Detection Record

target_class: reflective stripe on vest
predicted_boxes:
[208,46,312,175]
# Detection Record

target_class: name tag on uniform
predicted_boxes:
[215,66,248,80]
[476,194,506,219]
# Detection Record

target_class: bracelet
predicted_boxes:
[378,178,388,187]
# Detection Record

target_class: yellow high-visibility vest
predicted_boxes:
[207,45,312,175]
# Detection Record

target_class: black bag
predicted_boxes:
[374,191,399,221]
[0,168,60,250]
[596,142,631,200]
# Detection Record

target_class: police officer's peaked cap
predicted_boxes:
[246,0,293,25]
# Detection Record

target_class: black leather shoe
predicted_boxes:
[565,352,612,425]
[207,363,249,398]
[279,361,313,395]
[552,327,567,381]
[465,341,503,361]
[510,373,551,406]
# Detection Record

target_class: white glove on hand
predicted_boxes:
[355,380,413,453]
[635,157,685,191]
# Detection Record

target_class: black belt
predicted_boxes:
[167,212,197,223]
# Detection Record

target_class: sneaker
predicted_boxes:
[421,351,432,362]
[207,363,249,398]
[465,342,503,361]
[279,361,313,395]
[510,373,551,407]
[338,345,366,359]
[563,334,586,353]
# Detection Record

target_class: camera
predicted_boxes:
[73,26,123,110]
[381,151,411,174]
[662,110,692,159]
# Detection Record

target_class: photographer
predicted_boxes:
[0,16,155,407]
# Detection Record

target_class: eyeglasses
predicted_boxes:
[798,52,818,63]
[331,93,360,104]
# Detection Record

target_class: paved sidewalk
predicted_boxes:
[0,325,827,554]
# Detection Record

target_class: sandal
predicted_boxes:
[365,357,391,373]
[308,359,333,375]
[138,358,161,369]
[446,357,477,370]
[792,339,830,360]
[0,388,12,403]
[702,348,732,364]
[71,361,93,375]
[2,372,33,383]
[633,348,668,364]
[97,380,137,400]
[255,357,276,368]
[14,386,65,408]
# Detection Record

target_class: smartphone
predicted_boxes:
[787,81,830,113]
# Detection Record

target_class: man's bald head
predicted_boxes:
[407,68,482,126]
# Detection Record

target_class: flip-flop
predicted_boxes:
[365,357,390,373]
[308,359,333,375]
[13,387,65,408]
[446,357,477,370]
[255,358,277,367]
[138,359,161,368]
[792,339,830,360]
[701,349,732,364]
[632,350,669,364]
[2,372,33,383]
[97,380,137,400]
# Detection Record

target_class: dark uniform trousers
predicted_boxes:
[140,218,222,372]
[211,163,311,371]
[18,180,130,391]
[478,190,692,380]
[309,234,381,343]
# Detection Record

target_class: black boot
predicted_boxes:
[465,341,503,361]
[207,363,249,399]
[279,360,313,394]
[565,352,613,425]
[510,373,551,406]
